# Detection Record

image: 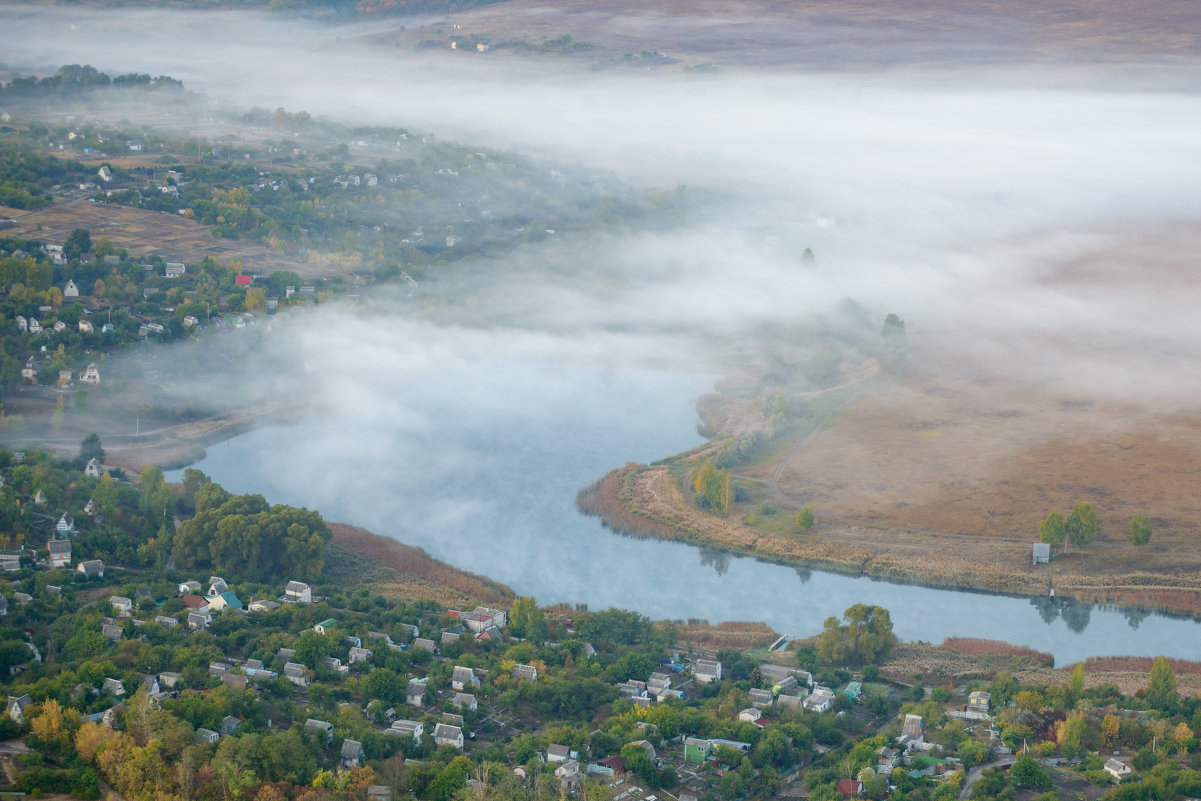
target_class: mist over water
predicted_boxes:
[9,2,1201,656]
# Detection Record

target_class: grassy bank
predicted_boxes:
[578,461,1201,617]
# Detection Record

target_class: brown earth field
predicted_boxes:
[2,197,308,275]
[325,522,515,609]
[580,223,1201,615]
[357,0,1201,73]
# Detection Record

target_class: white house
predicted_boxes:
[81,364,100,385]
[64,280,79,298]
[804,686,836,713]
[284,580,312,603]
[84,458,101,478]
[693,659,723,684]
[451,666,479,691]
[110,596,133,617]
[56,513,76,535]
[434,723,463,749]
[1105,759,1132,781]
[79,320,93,334]
[390,720,423,739]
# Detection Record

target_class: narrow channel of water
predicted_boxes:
[168,363,1201,665]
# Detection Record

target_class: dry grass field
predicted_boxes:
[3,198,305,273]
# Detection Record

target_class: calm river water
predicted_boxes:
[168,365,1201,665]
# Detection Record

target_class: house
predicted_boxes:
[406,679,427,707]
[248,599,279,613]
[181,594,210,611]
[547,744,571,763]
[344,635,363,649]
[187,610,211,629]
[102,678,125,697]
[598,756,628,778]
[434,723,464,749]
[47,538,71,568]
[440,631,460,647]
[739,707,762,723]
[512,664,538,681]
[451,692,477,711]
[693,659,723,684]
[341,739,364,767]
[1104,759,1132,781]
[209,662,230,677]
[396,623,418,640]
[968,690,991,712]
[6,694,31,724]
[284,663,310,687]
[314,618,338,635]
[349,646,373,664]
[277,647,297,662]
[101,623,123,642]
[555,759,582,792]
[804,686,836,713]
[0,554,19,572]
[475,625,502,642]
[390,719,423,739]
[305,719,334,743]
[877,746,901,775]
[207,591,242,613]
[902,714,925,742]
[165,263,186,278]
[223,715,240,735]
[178,581,201,594]
[28,319,41,334]
[57,513,76,535]
[64,279,79,297]
[452,666,479,691]
[685,737,712,763]
[13,593,30,606]
[837,779,864,798]
[221,673,249,690]
[207,577,228,597]
[1032,542,1051,564]
[749,688,775,708]
[81,364,100,385]
[155,615,178,628]
[235,275,252,287]
[618,679,647,698]
[284,580,312,603]
[197,728,221,745]
[412,637,437,652]
[646,672,671,693]
[110,596,133,617]
[77,559,104,578]
[98,166,113,183]
[158,672,180,689]
[320,656,349,676]
[79,320,94,334]
[84,458,101,477]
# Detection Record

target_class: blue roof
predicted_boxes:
[220,591,242,609]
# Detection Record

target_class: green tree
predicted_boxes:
[1146,655,1178,711]
[78,433,105,466]
[64,228,92,260]
[1129,514,1152,546]
[797,506,815,531]
[881,313,907,349]
[509,596,547,642]
[815,605,896,666]
[1070,662,1085,696]
[1066,502,1096,549]
[1007,754,1052,790]
[1039,510,1066,551]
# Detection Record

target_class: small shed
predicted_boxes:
[1032,543,1051,564]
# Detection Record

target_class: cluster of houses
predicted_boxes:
[0,484,107,578]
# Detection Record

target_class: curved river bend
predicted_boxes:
[169,365,1200,665]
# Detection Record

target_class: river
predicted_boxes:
[168,362,1201,665]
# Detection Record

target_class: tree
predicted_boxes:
[1129,514,1152,546]
[1146,655,1178,711]
[79,433,106,466]
[1070,663,1085,696]
[797,506,815,531]
[881,313,907,350]
[509,597,547,642]
[1008,754,1052,790]
[815,605,896,666]
[1101,714,1120,747]
[1066,502,1096,549]
[64,228,92,260]
[1039,510,1066,550]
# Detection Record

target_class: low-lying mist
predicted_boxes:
[6,2,1201,587]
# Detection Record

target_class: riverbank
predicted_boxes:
[578,461,1201,617]
[324,522,516,609]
